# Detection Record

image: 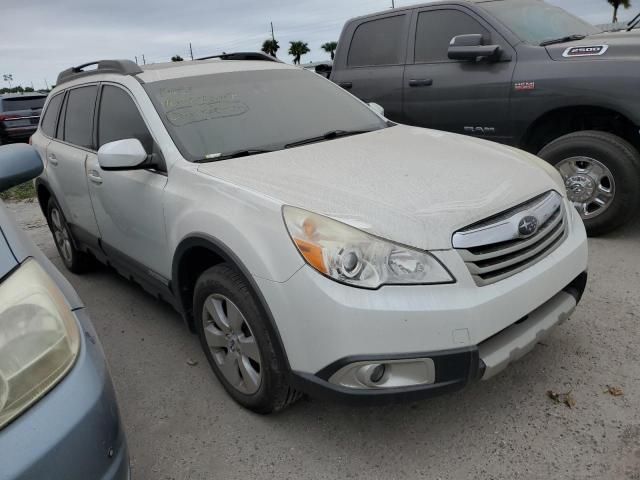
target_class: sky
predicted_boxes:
[1,0,636,90]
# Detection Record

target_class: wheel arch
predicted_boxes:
[171,233,291,370]
[520,105,640,155]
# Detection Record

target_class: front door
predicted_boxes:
[403,6,516,144]
[86,84,169,279]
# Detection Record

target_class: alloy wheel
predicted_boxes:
[201,294,262,394]
[556,156,616,219]
[50,207,73,264]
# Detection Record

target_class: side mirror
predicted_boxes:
[0,144,43,192]
[448,34,501,61]
[98,138,148,170]
[314,63,332,78]
[368,102,385,117]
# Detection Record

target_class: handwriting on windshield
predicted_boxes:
[159,88,249,126]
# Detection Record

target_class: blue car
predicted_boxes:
[0,144,129,480]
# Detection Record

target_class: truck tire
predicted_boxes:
[538,131,640,236]
[193,263,300,413]
[46,198,95,273]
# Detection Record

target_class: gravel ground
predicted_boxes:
[7,199,640,480]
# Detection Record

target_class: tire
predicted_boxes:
[46,198,94,273]
[538,131,640,236]
[194,263,300,413]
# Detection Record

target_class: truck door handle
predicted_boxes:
[408,79,433,87]
[339,82,353,90]
[87,170,103,185]
[48,154,58,166]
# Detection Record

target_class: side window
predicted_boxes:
[348,15,406,67]
[63,85,98,149]
[40,93,64,137]
[97,85,153,153]
[415,10,490,63]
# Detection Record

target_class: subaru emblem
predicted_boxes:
[518,215,539,237]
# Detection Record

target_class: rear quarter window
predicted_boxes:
[40,94,64,138]
[348,15,406,67]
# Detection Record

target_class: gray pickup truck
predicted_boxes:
[329,0,640,235]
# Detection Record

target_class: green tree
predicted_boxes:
[261,39,280,57]
[608,0,631,23]
[288,41,310,65]
[321,41,338,60]
[171,55,184,62]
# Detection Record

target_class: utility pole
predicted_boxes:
[189,42,194,60]
[142,54,146,65]
[44,78,49,90]
[135,56,138,65]
[270,22,275,41]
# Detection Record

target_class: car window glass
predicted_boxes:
[415,10,489,63]
[63,85,97,149]
[348,15,405,67]
[98,86,153,153]
[40,94,63,137]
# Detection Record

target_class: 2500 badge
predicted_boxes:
[562,45,608,58]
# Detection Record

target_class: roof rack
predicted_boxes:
[57,59,143,86]
[196,52,281,63]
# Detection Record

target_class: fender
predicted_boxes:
[172,233,291,371]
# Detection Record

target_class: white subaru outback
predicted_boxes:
[32,54,588,413]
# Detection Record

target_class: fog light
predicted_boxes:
[329,358,436,389]
[370,364,386,384]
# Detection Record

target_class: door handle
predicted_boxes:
[87,170,103,185]
[339,82,353,90]
[48,154,58,166]
[408,79,433,87]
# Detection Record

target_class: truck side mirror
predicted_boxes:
[448,34,501,61]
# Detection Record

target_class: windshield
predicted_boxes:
[481,0,601,45]
[144,68,387,161]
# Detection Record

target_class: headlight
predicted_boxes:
[283,206,454,289]
[0,259,80,429]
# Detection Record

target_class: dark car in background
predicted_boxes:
[0,94,47,145]
[329,0,640,236]
[0,144,129,480]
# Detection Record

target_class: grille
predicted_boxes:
[452,191,568,286]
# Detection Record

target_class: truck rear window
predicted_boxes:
[348,15,406,67]
[1,97,46,112]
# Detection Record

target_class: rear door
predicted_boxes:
[331,13,411,121]
[403,5,516,143]
[45,85,101,241]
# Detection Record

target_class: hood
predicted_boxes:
[197,125,562,250]
[545,30,640,61]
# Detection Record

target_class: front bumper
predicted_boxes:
[257,203,588,403]
[288,273,586,404]
[0,309,129,480]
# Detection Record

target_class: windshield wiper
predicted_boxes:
[284,129,372,149]
[539,34,586,46]
[193,148,275,163]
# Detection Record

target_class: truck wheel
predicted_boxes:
[46,198,95,273]
[193,263,300,413]
[538,131,640,236]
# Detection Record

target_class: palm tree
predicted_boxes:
[608,0,631,23]
[3,74,13,89]
[171,55,184,62]
[288,41,310,65]
[262,39,280,57]
[321,41,338,60]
